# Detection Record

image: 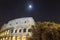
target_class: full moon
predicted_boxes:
[29,5,32,9]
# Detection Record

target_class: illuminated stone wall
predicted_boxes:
[32,22,60,40]
[1,17,60,40]
[0,17,35,40]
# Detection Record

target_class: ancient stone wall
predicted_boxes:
[32,22,60,40]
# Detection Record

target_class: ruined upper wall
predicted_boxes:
[0,17,35,32]
[6,17,35,28]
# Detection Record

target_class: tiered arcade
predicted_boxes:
[0,17,35,40]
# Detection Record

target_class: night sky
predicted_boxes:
[0,0,60,26]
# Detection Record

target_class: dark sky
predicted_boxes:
[0,0,60,26]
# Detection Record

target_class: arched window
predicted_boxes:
[17,36,21,40]
[15,30,17,33]
[12,36,16,40]
[16,22,18,24]
[22,36,26,40]
[32,25,34,28]
[25,21,26,23]
[11,29,13,33]
[23,29,26,32]
[19,29,21,32]
[28,29,32,32]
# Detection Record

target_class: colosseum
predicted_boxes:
[0,17,60,40]
[0,17,35,40]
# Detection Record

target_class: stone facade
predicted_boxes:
[32,22,60,40]
[1,17,60,40]
[0,17,35,40]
